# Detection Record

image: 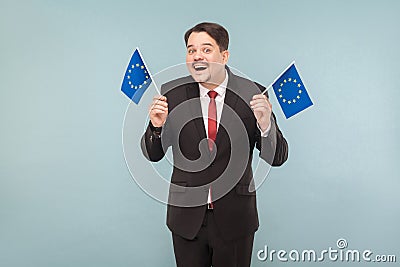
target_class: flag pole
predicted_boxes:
[262,60,296,95]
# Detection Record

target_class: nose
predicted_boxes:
[193,50,204,61]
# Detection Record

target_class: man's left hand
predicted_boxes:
[250,94,272,132]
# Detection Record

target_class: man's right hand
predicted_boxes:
[149,95,168,127]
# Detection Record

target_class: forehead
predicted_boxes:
[187,31,217,47]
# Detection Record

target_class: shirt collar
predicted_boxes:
[199,70,228,98]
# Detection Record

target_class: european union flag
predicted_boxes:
[272,63,313,119]
[121,48,152,104]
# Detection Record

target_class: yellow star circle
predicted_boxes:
[278,77,302,105]
[126,64,149,89]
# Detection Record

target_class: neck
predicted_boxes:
[200,70,227,90]
[200,82,219,90]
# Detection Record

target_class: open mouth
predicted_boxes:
[192,62,208,71]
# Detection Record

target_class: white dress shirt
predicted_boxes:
[199,72,229,136]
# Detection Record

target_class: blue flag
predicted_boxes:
[121,48,152,104]
[272,63,313,119]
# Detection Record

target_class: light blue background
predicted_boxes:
[1,0,399,266]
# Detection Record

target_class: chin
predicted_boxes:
[191,73,210,84]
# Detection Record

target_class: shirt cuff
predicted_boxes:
[257,121,271,137]
[149,121,162,134]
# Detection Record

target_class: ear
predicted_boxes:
[222,50,230,64]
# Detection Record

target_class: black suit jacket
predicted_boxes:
[141,67,288,241]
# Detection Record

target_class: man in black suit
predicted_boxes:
[141,22,288,267]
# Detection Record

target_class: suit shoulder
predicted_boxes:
[161,75,194,96]
[228,73,266,101]
[230,73,264,91]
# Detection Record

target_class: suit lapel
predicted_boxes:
[185,83,207,142]
[215,74,240,147]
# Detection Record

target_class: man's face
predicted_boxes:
[186,31,229,89]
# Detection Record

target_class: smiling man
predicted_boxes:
[141,22,288,267]
[186,31,228,90]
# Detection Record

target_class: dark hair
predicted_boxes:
[184,22,229,52]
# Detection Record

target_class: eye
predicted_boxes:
[203,47,212,53]
[188,49,195,55]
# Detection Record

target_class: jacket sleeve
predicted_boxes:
[256,112,288,166]
[253,83,288,166]
[140,122,165,162]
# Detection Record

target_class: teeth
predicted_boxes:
[192,62,208,71]
[194,65,207,71]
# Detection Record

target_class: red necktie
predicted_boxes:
[207,91,218,209]
[208,90,218,151]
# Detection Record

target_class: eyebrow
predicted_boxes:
[187,43,214,49]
